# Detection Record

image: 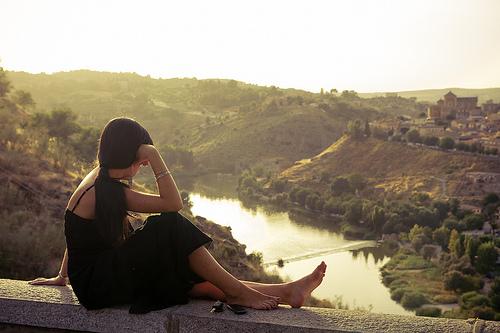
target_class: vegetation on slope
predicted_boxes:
[7,70,431,173]
[279,135,500,200]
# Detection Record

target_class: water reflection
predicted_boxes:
[187,178,412,315]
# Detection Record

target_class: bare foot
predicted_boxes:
[226,284,280,310]
[287,261,327,308]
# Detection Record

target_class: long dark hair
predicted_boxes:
[95,117,153,247]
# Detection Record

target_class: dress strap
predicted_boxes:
[71,184,95,212]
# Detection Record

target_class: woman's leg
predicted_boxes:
[188,255,327,308]
[187,246,279,310]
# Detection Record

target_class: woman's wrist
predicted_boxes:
[155,169,171,181]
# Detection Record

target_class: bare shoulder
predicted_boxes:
[66,168,99,218]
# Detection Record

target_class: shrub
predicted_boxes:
[432,226,450,248]
[401,291,428,309]
[489,277,500,310]
[443,271,481,292]
[439,137,455,150]
[396,255,433,270]
[470,306,496,320]
[433,294,458,304]
[382,274,396,285]
[416,306,442,317]
[389,279,408,291]
[390,288,407,301]
[475,241,498,274]
[421,245,437,259]
[462,214,485,230]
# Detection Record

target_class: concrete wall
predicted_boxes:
[1,278,499,333]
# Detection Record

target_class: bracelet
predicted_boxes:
[58,271,68,279]
[155,169,171,181]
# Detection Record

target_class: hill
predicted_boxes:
[279,136,500,201]
[6,70,430,173]
[0,70,280,284]
[359,87,500,104]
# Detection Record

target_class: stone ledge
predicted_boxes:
[1,278,499,333]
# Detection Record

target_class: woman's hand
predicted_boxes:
[28,275,68,286]
[136,144,157,166]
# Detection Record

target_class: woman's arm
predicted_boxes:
[124,145,183,213]
[28,248,68,286]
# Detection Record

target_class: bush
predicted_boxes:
[382,274,396,285]
[389,279,408,291]
[433,294,458,304]
[390,288,407,301]
[439,137,455,150]
[462,214,485,230]
[470,306,496,320]
[416,306,442,317]
[401,291,428,309]
[475,241,498,274]
[443,271,481,292]
[489,277,500,310]
[396,255,433,270]
[432,226,450,248]
[460,291,489,309]
[421,245,437,259]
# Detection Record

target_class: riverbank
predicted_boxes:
[188,190,410,315]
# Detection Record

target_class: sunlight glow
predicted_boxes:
[1,0,499,92]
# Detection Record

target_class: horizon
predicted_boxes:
[1,0,499,93]
[5,68,500,95]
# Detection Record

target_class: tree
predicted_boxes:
[347,120,363,140]
[482,193,499,207]
[12,90,35,107]
[32,108,80,139]
[406,129,421,143]
[423,136,439,146]
[422,245,437,260]
[463,214,485,230]
[296,188,311,206]
[448,229,463,257]
[70,127,100,162]
[344,199,363,225]
[409,225,431,251]
[432,200,449,221]
[305,193,321,210]
[439,137,455,150]
[0,66,11,97]
[371,206,386,232]
[364,121,371,137]
[489,277,500,310]
[444,270,480,292]
[348,174,366,192]
[432,226,450,248]
[475,242,498,274]
[331,177,351,195]
[464,235,480,264]
[448,198,460,216]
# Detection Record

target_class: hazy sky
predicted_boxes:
[1,0,499,92]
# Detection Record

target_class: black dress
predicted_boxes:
[64,184,213,314]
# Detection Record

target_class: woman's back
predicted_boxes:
[65,167,99,221]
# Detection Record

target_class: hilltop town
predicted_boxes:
[373,91,500,153]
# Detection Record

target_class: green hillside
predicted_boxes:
[8,70,429,173]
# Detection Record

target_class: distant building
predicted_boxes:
[483,101,500,114]
[418,123,447,137]
[427,91,479,121]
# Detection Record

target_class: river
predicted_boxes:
[180,174,412,315]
